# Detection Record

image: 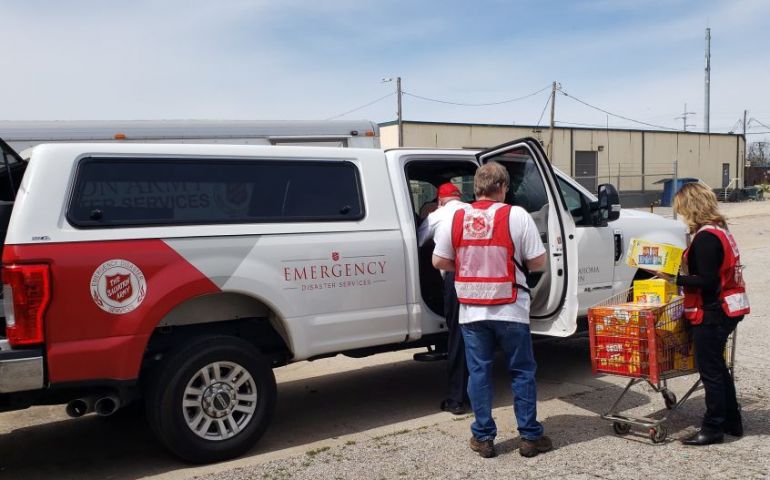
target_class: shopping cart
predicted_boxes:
[588,289,736,443]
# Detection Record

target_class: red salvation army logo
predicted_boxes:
[464,212,492,239]
[472,215,487,232]
[332,251,340,262]
[105,273,132,303]
[90,259,147,315]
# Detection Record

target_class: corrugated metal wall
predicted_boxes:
[381,122,744,193]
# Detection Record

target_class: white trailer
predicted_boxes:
[0,119,380,151]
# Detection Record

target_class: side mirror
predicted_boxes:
[597,183,621,222]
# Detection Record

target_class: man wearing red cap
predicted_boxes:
[418,182,468,415]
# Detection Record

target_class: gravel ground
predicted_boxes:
[191,201,770,480]
[1,202,767,480]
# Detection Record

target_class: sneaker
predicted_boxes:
[440,399,466,415]
[519,435,553,458]
[469,436,497,458]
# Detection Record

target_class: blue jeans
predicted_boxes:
[461,320,543,441]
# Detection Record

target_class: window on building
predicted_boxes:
[68,157,364,227]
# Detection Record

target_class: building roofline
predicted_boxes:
[378,119,742,138]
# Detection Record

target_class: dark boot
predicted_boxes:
[682,429,724,446]
[723,410,744,437]
[440,399,466,415]
[519,435,553,457]
[469,436,496,458]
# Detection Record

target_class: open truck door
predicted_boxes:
[0,136,25,319]
[0,136,24,201]
[476,138,579,336]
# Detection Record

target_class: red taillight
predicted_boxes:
[2,264,51,346]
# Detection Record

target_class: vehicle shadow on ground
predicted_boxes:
[0,336,694,479]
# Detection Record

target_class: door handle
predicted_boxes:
[613,229,623,262]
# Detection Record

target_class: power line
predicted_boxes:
[749,118,770,130]
[402,85,551,107]
[557,88,679,131]
[674,103,696,131]
[536,93,551,127]
[325,92,395,120]
[556,120,614,128]
[728,118,744,133]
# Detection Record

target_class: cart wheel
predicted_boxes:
[613,422,631,435]
[649,426,667,443]
[662,390,677,410]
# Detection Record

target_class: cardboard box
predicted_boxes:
[590,308,692,378]
[656,328,695,372]
[626,238,684,275]
[588,303,655,338]
[594,335,645,376]
[634,278,679,305]
[674,351,696,371]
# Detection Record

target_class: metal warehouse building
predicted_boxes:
[380,121,746,206]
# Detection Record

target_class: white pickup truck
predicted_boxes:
[0,137,685,462]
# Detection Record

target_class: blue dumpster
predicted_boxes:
[660,178,699,207]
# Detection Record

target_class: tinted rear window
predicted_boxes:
[67,157,364,227]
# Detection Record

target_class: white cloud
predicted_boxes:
[0,0,767,137]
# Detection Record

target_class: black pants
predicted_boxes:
[443,272,468,404]
[693,319,740,432]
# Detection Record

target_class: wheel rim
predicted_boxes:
[182,361,258,441]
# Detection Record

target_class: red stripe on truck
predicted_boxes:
[3,239,220,382]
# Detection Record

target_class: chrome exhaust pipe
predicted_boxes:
[66,397,95,418]
[94,395,121,417]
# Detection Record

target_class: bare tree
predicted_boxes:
[748,142,769,166]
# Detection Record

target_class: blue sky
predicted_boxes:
[2,0,770,138]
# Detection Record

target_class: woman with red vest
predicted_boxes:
[671,182,749,446]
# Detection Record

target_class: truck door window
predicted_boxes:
[497,152,548,214]
[405,162,476,221]
[556,176,589,226]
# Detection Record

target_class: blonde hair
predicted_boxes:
[474,161,509,197]
[673,182,727,233]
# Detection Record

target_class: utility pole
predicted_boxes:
[676,103,696,131]
[397,77,403,147]
[743,109,748,187]
[547,81,557,161]
[704,27,711,133]
[672,158,678,220]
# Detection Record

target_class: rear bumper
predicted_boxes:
[0,339,44,393]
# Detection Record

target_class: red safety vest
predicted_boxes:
[450,200,519,305]
[682,224,750,325]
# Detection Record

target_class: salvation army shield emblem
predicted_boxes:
[464,211,492,239]
[214,183,251,216]
[472,215,486,233]
[105,273,132,303]
[90,259,147,315]
[227,183,248,205]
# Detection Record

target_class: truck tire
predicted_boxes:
[145,335,276,463]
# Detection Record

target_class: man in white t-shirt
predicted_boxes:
[432,161,553,459]
[418,183,468,415]
[417,183,465,247]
